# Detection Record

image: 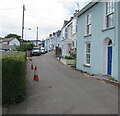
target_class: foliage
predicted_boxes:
[108,76,116,81]
[2,52,26,104]
[64,55,74,59]
[69,51,77,60]
[65,50,77,60]
[4,33,21,39]
[15,42,34,51]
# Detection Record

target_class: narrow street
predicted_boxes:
[7,51,118,114]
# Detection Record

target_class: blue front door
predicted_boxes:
[108,46,112,75]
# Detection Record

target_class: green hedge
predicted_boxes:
[64,55,74,59]
[15,42,34,51]
[2,52,26,104]
[69,51,76,60]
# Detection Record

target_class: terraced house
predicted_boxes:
[61,11,78,56]
[76,0,120,80]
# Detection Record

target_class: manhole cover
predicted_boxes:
[48,86,52,88]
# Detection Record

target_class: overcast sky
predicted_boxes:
[0,0,92,40]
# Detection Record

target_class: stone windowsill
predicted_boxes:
[83,64,91,68]
[84,34,92,38]
[102,26,115,32]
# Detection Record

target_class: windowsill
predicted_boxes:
[83,64,91,68]
[84,34,91,37]
[62,38,67,41]
[102,26,115,32]
[72,33,76,36]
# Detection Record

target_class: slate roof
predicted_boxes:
[0,38,16,43]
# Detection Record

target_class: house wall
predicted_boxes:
[9,38,20,46]
[62,21,75,56]
[53,35,56,49]
[2,42,7,45]
[76,2,119,80]
[56,36,62,48]
[71,17,77,49]
[67,23,72,40]
[49,37,54,50]
[45,39,49,51]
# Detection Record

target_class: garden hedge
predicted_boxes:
[2,52,26,104]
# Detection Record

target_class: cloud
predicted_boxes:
[0,0,92,40]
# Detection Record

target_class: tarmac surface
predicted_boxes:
[5,51,118,114]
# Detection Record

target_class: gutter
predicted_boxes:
[76,0,99,17]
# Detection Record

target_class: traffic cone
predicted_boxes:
[31,63,34,70]
[34,66,39,81]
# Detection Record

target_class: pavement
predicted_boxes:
[4,51,118,114]
[92,75,109,80]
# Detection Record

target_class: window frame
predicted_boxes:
[72,18,77,35]
[85,13,92,36]
[85,42,91,66]
[105,0,114,28]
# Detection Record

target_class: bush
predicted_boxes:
[15,42,34,51]
[64,55,73,59]
[2,52,26,104]
[69,51,76,60]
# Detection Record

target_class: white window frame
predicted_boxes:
[65,27,68,39]
[62,28,65,40]
[105,0,114,28]
[85,13,91,35]
[72,18,77,35]
[85,42,91,65]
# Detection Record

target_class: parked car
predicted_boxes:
[32,47,41,56]
[0,49,5,52]
[41,47,45,54]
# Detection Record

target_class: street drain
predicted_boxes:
[48,86,52,88]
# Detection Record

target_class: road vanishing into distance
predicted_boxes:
[6,51,118,114]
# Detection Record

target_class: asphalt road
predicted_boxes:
[6,51,118,114]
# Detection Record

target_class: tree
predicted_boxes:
[4,33,21,39]
[15,42,34,51]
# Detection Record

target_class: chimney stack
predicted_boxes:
[49,34,52,37]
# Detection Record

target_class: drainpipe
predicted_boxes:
[118,2,120,82]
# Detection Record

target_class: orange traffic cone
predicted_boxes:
[31,63,34,70]
[34,66,39,81]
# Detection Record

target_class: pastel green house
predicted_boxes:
[76,0,120,81]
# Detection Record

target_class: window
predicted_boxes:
[106,0,114,28]
[86,13,91,35]
[65,27,68,39]
[70,24,72,37]
[108,39,112,46]
[62,27,68,40]
[72,41,74,47]
[85,43,91,65]
[62,28,65,40]
[72,19,77,35]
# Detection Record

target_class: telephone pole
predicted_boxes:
[36,26,38,46]
[22,5,25,43]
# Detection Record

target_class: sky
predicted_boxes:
[0,0,92,40]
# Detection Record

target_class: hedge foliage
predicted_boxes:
[69,51,76,60]
[2,52,26,104]
[15,42,34,51]
[64,55,74,59]
[64,51,76,60]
